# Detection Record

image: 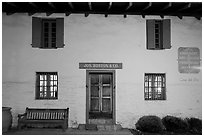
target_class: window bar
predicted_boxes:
[147,75,149,100]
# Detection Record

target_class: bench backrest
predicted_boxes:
[25,108,69,120]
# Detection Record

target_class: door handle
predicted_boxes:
[86,85,88,88]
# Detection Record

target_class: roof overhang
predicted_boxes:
[2,2,202,20]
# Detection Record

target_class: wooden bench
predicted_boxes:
[18,107,69,131]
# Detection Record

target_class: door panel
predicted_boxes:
[89,73,113,119]
[102,98,111,112]
[90,98,99,111]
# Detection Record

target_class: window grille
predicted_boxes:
[144,73,166,100]
[36,72,58,100]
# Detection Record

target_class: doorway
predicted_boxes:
[86,70,115,124]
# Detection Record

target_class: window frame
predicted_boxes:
[154,20,163,49]
[35,72,58,100]
[42,19,57,49]
[144,73,166,101]
[146,19,171,50]
[32,17,64,49]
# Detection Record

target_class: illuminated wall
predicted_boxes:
[2,13,202,128]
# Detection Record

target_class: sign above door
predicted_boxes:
[79,63,122,69]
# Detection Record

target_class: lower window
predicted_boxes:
[144,73,166,100]
[36,72,58,100]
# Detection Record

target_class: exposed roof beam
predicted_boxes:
[6,12,15,15]
[108,2,112,10]
[28,2,38,9]
[46,12,53,16]
[85,13,89,17]
[65,12,71,16]
[28,12,36,16]
[195,16,201,20]
[125,2,133,11]
[124,14,127,18]
[161,2,172,11]
[88,2,92,10]
[68,2,74,9]
[160,15,164,19]
[177,3,191,12]
[105,14,108,18]
[48,2,55,9]
[177,15,183,19]
[143,2,152,11]
[6,2,18,8]
[142,14,145,18]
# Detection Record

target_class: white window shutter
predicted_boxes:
[56,18,64,48]
[32,17,42,48]
[146,20,155,49]
[162,19,171,49]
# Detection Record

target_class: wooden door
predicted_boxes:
[86,70,115,124]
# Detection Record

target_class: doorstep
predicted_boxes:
[78,124,123,131]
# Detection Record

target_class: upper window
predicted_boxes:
[32,17,64,49]
[36,72,58,100]
[144,73,166,100]
[146,19,171,50]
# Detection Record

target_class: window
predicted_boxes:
[178,47,200,73]
[146,19,171,50]
[144,73,166,100]
[36,72,58,100]
[43,19,56,48]
[32,17,64,49]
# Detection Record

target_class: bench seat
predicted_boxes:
[18,107,69,131]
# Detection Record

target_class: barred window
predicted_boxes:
[144,73,166,100]
[36,72,58,100]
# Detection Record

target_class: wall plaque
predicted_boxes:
[178,47,200,73]
[79,63,122,69]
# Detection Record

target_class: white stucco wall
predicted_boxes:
[2,13,202,128]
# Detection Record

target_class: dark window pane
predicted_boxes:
[52,33,56,37]
[102,86,111,97]
[52,22,56,27]
[102,74,111,84]
[91,75,99,85]
[44,33,48,37]
[44,22,49,27]
[52,28,56,32]
[102,98,111,112]
[90,98,99,111]
[51,43,56,48]
[155,23,159,28]
[91,86,99,97]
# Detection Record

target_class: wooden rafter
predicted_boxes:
[48,2,55,9]
[108,2,112,10]
[65,12,71,16]
[143,2,152,11]
[161,2,172,11]
[177,3,191,12]
[88,2,92,11]
[29,2,38,9]
[68,2,74,9]
[6,2,18,8]
[125,2,133,11]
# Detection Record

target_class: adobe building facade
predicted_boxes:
[2,13,202,128]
